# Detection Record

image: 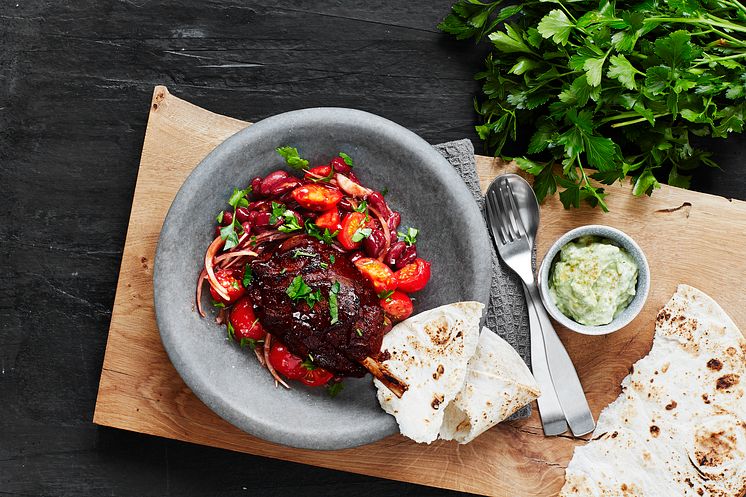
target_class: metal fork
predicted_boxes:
[486,178,595,437]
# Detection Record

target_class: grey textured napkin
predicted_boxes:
[434,139,532,419]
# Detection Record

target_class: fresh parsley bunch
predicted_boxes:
[440,0,746,210]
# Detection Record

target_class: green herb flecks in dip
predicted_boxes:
[549,236,638,326]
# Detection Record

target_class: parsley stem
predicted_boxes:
[693,51,746,67]
[645,16,746,34]
[610,113,670,128]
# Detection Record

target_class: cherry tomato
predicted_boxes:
[304,165,332,181]
[268,341,305,380]
[209,268,245,303]
[380,290,413,322]
[229,297,266,341]
[291,184,343,211]
[354,257,397,294]
[299,366,334,387]
[314,208,341,232]
[338,211,367,250]
[395,258,431,293]
[268,341,333,386]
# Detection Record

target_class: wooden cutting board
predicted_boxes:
[93,86,746,497]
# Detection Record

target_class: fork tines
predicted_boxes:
[488,177,528,246]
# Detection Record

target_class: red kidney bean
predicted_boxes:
[220,210,234,226]
[241,222,252,236]
[214,226,222,237]
[388,212,401,232]
[347,171,361,184]
[396,244,417,269]
[248,200,271,213]
[329,157,352,175]
[269,178,302,197]
[363,229,386,258]
[254,212,272,227]
[367,192,390,216]
[385,241,406,268]
[250,177,263,196]
[248,210,259,224]
[260,171,290,195]
[338,197,354,211]
[235,207,251,223]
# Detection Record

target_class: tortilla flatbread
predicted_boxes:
[560,285,746,497]
[374,302,483,443]
[439,327,540,444]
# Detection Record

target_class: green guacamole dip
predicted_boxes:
[548,236,638,326]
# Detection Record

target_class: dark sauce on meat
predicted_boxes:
[248,235,385,377]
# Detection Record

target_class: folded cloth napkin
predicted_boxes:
[434,139,533,419]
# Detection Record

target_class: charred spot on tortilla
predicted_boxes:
[650,425,660,437]
[431,394,444,410]
[432,364,445,380]
[665,400,678,410]
[716,373,740,390]
[702,393,711,404]
[707,358,723,371]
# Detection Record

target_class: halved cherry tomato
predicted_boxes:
[304,165,332,181]
[395,258,431,293]
[354,257,397,294]
[229,297,266,341]
[338,211,367,250]
[299,366,334,387]
[314,208,341,232]
[209,268,245,303]
[291,184,343,211]
[268,341,305,380]
[268,341,333,386]
[380,290,413,322]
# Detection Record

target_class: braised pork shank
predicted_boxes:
[248,235,386,377]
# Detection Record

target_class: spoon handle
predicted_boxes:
[523,282,569,436]
[525,281,596,437]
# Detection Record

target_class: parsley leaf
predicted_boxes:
[242,264,253,288]
[292,249,317,258]
[327,382,344,398]
[276,146,309,169]
[329,281,340,325]
[378,289,394,301]
[301,356,316,371]
[226,321,235,341]
[286,275,322,309]
[351,227,372,243]
[305,219,338,244]
[397,227,418,246]
[338,152,353,167]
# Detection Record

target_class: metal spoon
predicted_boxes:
[488,174,569,436]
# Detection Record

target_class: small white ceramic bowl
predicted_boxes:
[538,225,650,336]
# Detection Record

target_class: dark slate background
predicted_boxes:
[1,2,744,496]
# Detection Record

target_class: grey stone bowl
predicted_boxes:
[153,108,492,450]
[537,225,650,336]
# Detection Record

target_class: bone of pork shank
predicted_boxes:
[248,235,386,377]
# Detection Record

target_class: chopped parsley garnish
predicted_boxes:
[286,275,323,309]
[355,328,363,337]
[351,227,372,243]
[216,211,224,223]
[278,211,302,233]
[378,289,394,301]
[280,268,287,274]
[242,264,253,288]
[329,281,340,325]
[301,355,316,371]
[354,200,368,213]
[276,146,309,169]
[320,262,328,269]
[338,152,353,167]
[327,381,344,398]
[212,300,225,308]
[329,254,335,264]
[219,186,252,250]
[292,249,317,259]
[381,187,388,197]
[398,227,419,246]
[226,321,235,340]
[239,337,263,350]
[231,280,240,290]
[305,219,338,244]
[269,202,285,224]
[309,166,335,183]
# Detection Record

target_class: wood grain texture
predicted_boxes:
[93,87,746,497]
